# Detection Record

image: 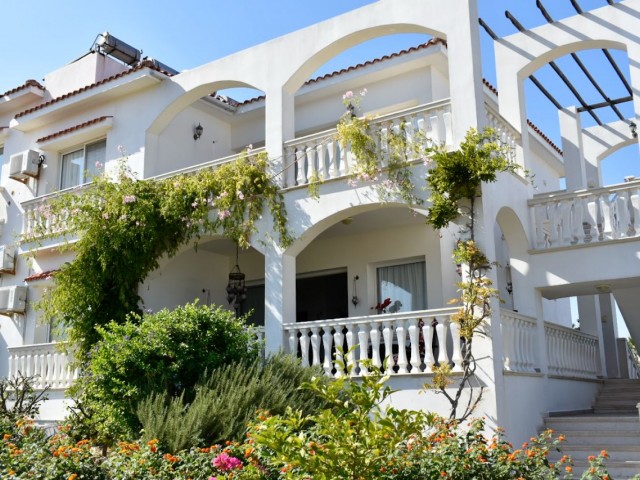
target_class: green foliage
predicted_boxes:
[67,302,259,445]
[136,354,327,453]
[248,363,432,480]
[29,152,291,355]
[336,99,421,206]
[426,127,516,230]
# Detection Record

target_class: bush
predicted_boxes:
[136,353,326,452]
[0,373,49,423]
[68,302,260,444]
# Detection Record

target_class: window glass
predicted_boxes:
[377,261,427,312]
[0,146,3,166]
[60,140,105,189]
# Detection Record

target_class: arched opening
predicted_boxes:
[145,80,266,178]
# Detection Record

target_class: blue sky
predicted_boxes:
[0,0,636,184]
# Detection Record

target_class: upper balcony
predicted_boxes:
[529,179,640,252]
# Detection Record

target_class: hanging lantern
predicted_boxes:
[226,246,247,316]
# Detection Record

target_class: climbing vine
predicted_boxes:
[334,90,423,206]
[28,151,291,355]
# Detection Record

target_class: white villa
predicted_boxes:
[1,0,640,474]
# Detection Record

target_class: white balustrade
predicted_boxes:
[529,180,640,250]
[22,150,266,239]
[485,108,519,164]
[283,308,459,378]
[544,323,600,378]
[283,100,453,187]
[7,343,78,390]
[500,310,539,373]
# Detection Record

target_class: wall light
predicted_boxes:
[193,123,204,141]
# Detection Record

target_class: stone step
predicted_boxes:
[554,430,640,446]
[551,444,640,462]
[545,415,640,432]
[561,460,640,480]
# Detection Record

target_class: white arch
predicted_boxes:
[494,0,640,168]
[146,0,485,145]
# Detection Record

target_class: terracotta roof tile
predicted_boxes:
[527,119,562,155]
[482,78,498,96]
[1,79,45,98]
[24,270,58,282]
[15,61,171,119]
[238,38,448,106]
[36,116,112,144]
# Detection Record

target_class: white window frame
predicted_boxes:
[59,138,106,190]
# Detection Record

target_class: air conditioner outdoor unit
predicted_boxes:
[9,150,40,180]
[0,245,16,274]
[0,286,27,314]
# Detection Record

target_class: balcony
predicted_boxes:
[7,342,77,390]
[283,100,453,188]
[529,179,640,251]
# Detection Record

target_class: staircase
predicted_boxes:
[544,380,640,479]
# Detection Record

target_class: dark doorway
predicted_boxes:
[296,272,348,322]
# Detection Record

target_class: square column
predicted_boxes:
[559,107,587,191]
[263,246,296,355]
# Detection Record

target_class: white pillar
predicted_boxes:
[598,293,621,378]
[559,107,587,191]
[578,295,607,377]
[445,0,486,142]
[264,246,296,354]
[264,86,295,187]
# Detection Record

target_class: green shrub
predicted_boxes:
[136,353,326,452]
[68,302,259,444]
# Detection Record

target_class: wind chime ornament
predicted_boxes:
[226,245,247,316]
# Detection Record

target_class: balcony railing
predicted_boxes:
[283,100,453,188]
[283,308,460,378]
[500,310,539,374]
[21,149,266,239]
[544,323,600,379]
[529,179,640,250]
[7,342,77,390]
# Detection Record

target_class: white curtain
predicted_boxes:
[377,261,426,312]
[60,149,83,189]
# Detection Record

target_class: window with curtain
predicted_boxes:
[61,139,105,189]
[376,261,427,312]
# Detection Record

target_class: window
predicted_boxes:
[60,139,105,189]
[0,145,3,166]
[377,261,427,312]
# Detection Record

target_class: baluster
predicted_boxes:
[429,114,441,145]
[548,203,560,246]
[325,139,335,180]
[382,321,394,373]
[630,189,640,236]
[534,204,549,248]
[308,142,318,182]
[449,321,463,372]
[502,316,514,371]
[598,194,612,241]
[615,193,630,238]
[358,323,370,375]
[8,352,14,379]
[310,327,321,367]
[443,110,453,147]
[285,146,296,188]
[299,328,310,367]
[395,319,408,374]
[571,199,584,244]
[333,326,345,377]
[422,319,435,371]
[408,319,421,372]
[436,318,450,366]
[322,327,334,376]
[295,147,306,186]
[559,200,573,246]
[516,319,528,372]
[288,329,298,356]
[370,323,382,370]
[584,197,598,243]
[345,325,356,376]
